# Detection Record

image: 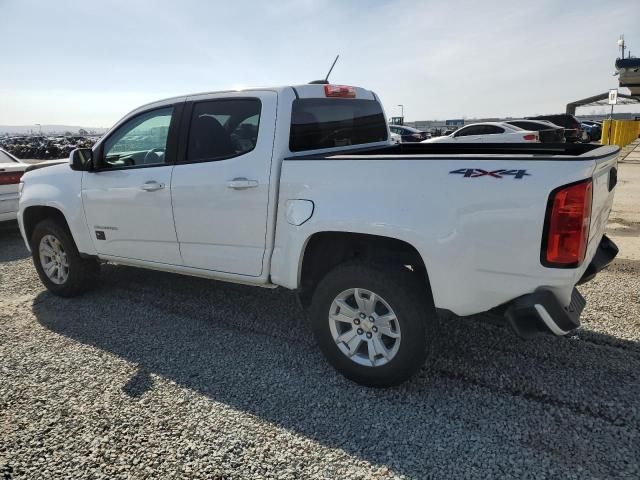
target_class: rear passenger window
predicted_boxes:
[455,126,480,136]
[290,99,388,152]
[185,98,261,162]
[483,125,505,134]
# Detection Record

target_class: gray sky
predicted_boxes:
[1,0,639,126]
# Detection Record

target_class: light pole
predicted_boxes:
[397,104,404,122]
[618,35,626,58]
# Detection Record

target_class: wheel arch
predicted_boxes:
[298,231,434,308]
[22,205,71,244]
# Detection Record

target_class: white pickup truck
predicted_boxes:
[18,83,619,386]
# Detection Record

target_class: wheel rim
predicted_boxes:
[328,288,402,367]
[39,234,69,285]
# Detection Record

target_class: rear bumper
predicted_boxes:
[0,210,18,222]
[0,194,19,217]
[577,234,619,285]
[505,235,618,338]
[505,288,585,338]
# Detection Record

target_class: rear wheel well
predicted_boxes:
[23,206,70,244]
[299,232,433,307]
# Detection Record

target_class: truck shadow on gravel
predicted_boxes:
[32,263,640,478]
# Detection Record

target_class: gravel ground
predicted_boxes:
[1,219,639,479]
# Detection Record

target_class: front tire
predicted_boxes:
[30,219,99,297]
[310,262,437,387]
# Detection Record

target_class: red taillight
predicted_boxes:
[543,179,592,267]
[0,171,23,185]
[523,134,538,141]
[324,84,356,98]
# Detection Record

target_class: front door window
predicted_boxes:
[101,107,174,168]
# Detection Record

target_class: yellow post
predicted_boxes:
[601,120,610,144]
[614,121,621,146]
[616,121,624,146]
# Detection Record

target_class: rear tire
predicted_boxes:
[30,219,99,297]
[309,262,437,387]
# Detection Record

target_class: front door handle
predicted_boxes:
[140,181,165,192]
[226,177,259,190]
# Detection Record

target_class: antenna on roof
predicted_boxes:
[309,55,339,84]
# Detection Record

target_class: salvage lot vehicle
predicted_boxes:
[18,84,619,386]
[421,121,541,143]
[0,148,27,222]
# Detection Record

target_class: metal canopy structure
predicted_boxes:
[616,57,640,98]
[565,50,640,115]
[566,92,639,115]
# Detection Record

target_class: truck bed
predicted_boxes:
[278,142,619,317]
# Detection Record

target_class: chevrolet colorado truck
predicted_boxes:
[18,84,619,386]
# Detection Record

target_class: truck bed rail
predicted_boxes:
[286,143,619,161]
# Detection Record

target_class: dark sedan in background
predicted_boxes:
[389,125,430,142]
[504,119,565,143]
[526,114,583,143]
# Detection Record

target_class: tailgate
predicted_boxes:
[587,147,618,249]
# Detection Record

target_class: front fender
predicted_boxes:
[18,165,95,256]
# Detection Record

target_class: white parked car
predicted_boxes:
[18,83,619,386]
[0,148,27,222]
[422,122,540,143]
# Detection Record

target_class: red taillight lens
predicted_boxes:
[523,134,538,141]
[543,180,592,267]
[0,171,23,185]
[324,84,356,98]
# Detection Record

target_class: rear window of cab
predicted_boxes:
[289,98,388,152]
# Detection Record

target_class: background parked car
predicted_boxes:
[580,121,602,142]
[504,119,565,143]
[388,125,430,142]
[0,148,27,222]
[526,114,583,143]
[390,132,402,144]
[421,122,540,143]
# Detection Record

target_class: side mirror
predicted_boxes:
[69,148,93,171]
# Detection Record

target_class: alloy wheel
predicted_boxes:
[328,288,402,367]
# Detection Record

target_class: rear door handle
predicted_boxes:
[226,177,258,190]
[140,181,165,192]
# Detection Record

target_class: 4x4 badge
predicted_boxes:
[449,168,531,179]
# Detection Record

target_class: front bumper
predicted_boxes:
[505,235,618,338]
